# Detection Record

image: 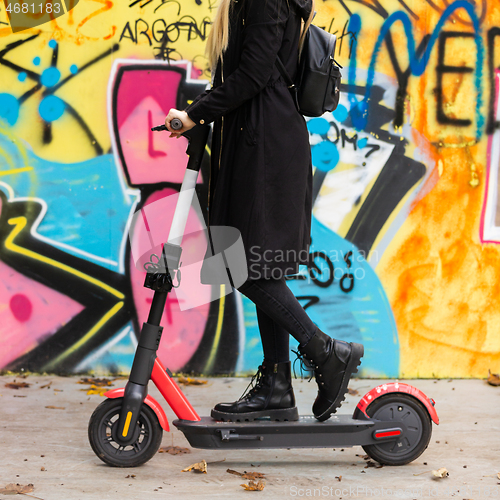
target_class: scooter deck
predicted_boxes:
[173,415,399,449]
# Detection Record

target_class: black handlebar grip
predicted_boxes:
[151,124,167,132]
[151,118,183,132]
[170,118,182,130]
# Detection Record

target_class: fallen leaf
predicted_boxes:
[158,446,191,455]
[40,467,45,472]
[432,467,449,478]
[240,480,265,491]
[125,475,136,479]
[242,472,265,480]
[335,476,342,481]
[348,388,359,396]
[177,376,208,386]
[81,385,109,396]
[227,468,243,477]
[487,370,500,387]
[182,459,207,473]
[226,469,266,480]
[45,406,65,410]
[77,377,114,387]
[4,382,30,389]
[0,483,34,494]
[498,472,500,480]
[39,382,52,389]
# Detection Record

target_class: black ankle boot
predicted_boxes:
[211,360,299,422]
[299,329,364,422]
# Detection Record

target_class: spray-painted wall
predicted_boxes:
[0,0,498,378]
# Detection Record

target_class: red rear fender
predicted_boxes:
[355,382,439,425]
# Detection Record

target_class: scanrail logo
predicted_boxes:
[2,0,79,32]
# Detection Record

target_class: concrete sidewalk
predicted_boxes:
[0,375,498,500]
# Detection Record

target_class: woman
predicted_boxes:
[164,0,363,422]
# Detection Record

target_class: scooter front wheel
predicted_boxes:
[88,397,163,467]
[353,393,432,466]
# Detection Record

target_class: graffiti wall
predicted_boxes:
[0,0,498,378]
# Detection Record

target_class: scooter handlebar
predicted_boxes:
[151,118,183,132]
[151,121,210,173]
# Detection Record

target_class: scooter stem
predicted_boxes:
[115,124,209,445]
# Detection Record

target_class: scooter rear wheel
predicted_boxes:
[88,397,163,467]
[353,393,432,466]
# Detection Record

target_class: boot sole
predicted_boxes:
[211,406,299,422]
[315,342,364,422]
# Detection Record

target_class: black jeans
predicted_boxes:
[237,277,318,363]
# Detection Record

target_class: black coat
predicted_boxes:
[187,0,313,280]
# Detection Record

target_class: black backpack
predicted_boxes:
[276,24,342,117]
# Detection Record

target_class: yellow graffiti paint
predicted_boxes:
[0,166,33,176]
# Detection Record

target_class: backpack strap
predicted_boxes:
[275,56,300,111]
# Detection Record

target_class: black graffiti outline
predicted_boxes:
[153,0,181,15]
[436,31,474,127]
[308,250,334,288]
[397,0,419,21]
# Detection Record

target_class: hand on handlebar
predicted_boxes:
[165,109,196,138]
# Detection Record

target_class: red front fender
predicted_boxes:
[355,382,439,425]
[104,388,169,431]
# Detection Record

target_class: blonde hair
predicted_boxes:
[206,0,316,70]
[206,0,232,70]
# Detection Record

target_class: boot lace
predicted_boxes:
[291,349,315,382]
[238,364,266,401]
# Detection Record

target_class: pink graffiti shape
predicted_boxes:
[115,67,202,185]
[10,293,32,322]
[0,261,84,369]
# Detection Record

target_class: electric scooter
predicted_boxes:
[88,121,439,468]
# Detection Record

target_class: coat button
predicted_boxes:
[199,119,205,124]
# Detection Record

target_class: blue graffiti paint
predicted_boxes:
[312,141,339,172]
[358,137,368,149]
[240,297,263,372]
[308,117,330,135]
[290,218,399,377]
[70,64,78,75]
[0,94,20,126]
[33,56,41,66]
[350,101,369,131]
[347,14,363,128]
[48,39,57,49]
[0,131,135,270]
[41,67,61,87]
[39,95,65,122]
[360,1,484,138]
[241,216,400,377]
[333,104,348,123]
[18,72,27,82]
